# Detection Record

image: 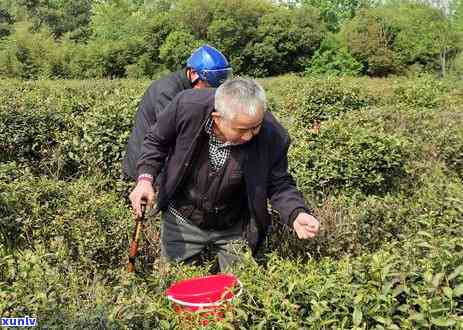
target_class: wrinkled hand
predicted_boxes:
[129,181,156,219]
[293,213,320,239]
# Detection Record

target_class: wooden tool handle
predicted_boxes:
[127,201,147,273]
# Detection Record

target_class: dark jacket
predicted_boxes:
[122,69,192,179]
[137,88,310,251]
[173,131,247,230]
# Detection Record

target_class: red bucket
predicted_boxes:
[166,274,242,325]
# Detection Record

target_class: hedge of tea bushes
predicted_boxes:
[0,79,147,180]
[286,105,463,199]
[1,76,463,328]
[1,208,462,329]
[261,74,460,120]
[1,75,461,182]
[2,156,462,267]
[266,163,463,260]
[0,165,131,275]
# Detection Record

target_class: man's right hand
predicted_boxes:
[129,180,156,219]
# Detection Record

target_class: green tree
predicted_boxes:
[0,0,26,20]
[159,30,203,71]
[452,0,463,75]
[171,0,212,40]
[307,35,362,76]
[432,13,460,76]
[2,22,63,79]
[342,8,399,76]
[300,0,382,32]
[342,3,461,76]
[90,0,146,41]
[382,2,460,76]
[17,0,47,30]
[87,0,148,77]
[206,0,273,73]
[143,12,178,70]
[167,0,272,73]
[245,6,327,77]
[16,0,91,40]
[53,0,92,40]
[455,0,463,32]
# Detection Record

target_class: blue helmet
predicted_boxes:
[187,44,232,88]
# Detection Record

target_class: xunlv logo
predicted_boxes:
[1,316,37,327]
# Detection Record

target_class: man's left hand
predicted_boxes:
[293,213,320,239]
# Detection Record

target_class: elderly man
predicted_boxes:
[130,78,319,270]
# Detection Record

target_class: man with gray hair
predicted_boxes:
[130,78,319,271]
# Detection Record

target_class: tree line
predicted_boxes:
[0,0,462,79]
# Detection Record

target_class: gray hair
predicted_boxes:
[214,78,267,121]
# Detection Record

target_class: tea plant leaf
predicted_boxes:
[417,231,433,240]
[448,265,463,281]
[235,308,248,321]
[373,316,388,324]
[256,319,267,330]
[320,319,337,326]
[409,313,425,321]
[288,281,296,295]
[432,272,445,288]
[454,284,463,297]
[443,287,453,299]
[431,317,456,327]
[423,271,433,284]
[417,241,433,249]
[397,304,410,313]
[353,307,362,326]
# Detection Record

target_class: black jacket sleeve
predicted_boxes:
[136,95,180,178]
[137,82,179,138]
[122,71,190,179]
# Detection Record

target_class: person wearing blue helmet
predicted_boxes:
[187,44,232,88]
[123,44,232,180]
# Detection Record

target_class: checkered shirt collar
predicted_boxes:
[205,117,234,148]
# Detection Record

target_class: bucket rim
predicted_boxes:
[166,274,238,298]
[167,279,243,308]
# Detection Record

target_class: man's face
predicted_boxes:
[212,105,264,145]
[187,69,210,89]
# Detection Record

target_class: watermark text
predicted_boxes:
[1,316,37,327]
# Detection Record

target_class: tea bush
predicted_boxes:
[0,173,131,274]
[262,75,462,122]
[63,97,137,179]
[233,234,463,329]
[262,75,375,125]
[391,75,452,109]
[0,79,147,179]
[291,119,408,196]
[266,163,463,260]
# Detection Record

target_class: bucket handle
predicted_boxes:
[167,279,243,308]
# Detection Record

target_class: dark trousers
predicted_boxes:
[161,211,247,271]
